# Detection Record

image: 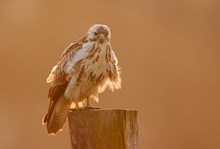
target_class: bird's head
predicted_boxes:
[87,24,111,44]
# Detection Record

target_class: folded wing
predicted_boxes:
[43,41,85,135]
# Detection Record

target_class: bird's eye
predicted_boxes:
[94,32,98,36]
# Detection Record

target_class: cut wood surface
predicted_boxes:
[68,109,138,149]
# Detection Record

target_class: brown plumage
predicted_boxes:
[43,24,121,135]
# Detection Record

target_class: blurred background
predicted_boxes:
[0,0,220,149]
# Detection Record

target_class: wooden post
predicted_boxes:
[68,109,138,149]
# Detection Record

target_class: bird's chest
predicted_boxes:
[73,45,109,99]
[85,45,109,77]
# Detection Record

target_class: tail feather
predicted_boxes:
[42,113,48,125]
[43,95,72,135]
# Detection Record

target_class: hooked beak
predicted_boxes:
[98,35,104,44]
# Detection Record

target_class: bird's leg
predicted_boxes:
[75,100,79,109]
[74,99,81,110]
[84,98,92,109]
[86,98,90,108]
[84,97,101,110]
[70,100,80,112]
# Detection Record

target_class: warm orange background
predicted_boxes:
[0,0,220,149]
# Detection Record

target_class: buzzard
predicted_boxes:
[42,24,121,135]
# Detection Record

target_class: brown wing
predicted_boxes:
[43,83,71,134]
[49,42,83,87]
[43,40,86,134]
[42,83,68,124]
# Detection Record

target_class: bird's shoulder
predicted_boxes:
[47,36,89,87]
[60,42,82,59]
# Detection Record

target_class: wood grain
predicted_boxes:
[68,109,138,149]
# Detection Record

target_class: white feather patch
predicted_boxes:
[46,65,57,83]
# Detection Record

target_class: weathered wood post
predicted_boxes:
[68,109,138,149]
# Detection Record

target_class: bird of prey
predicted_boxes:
[42,24,121,135]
